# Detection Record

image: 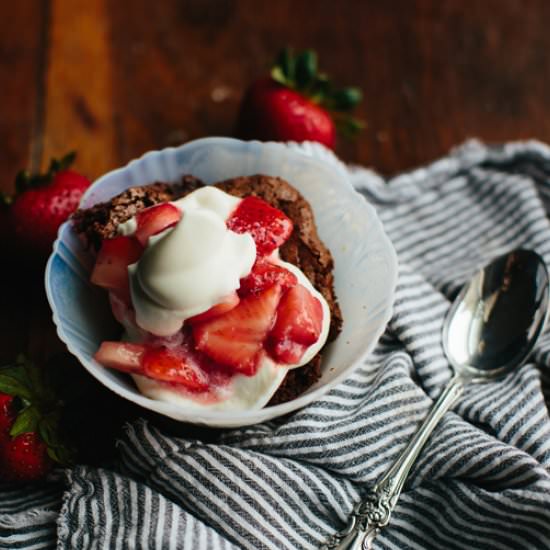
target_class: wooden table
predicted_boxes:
[2,0,550,455]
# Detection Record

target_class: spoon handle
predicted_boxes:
[323,374,465,550]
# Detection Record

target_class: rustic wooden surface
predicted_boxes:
[1,0,550,453]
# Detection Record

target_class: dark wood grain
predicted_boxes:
[0,0,47,191]
[105,0,550,175]
[41,0,117,179]
[2,0,550,181]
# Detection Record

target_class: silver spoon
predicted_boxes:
[323,249,549,550]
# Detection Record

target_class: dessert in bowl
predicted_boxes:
[45,138,397,428]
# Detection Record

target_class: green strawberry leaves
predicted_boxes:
[272,48,319,90]
[271,48,295,87]
[335,116,365,138]
[295,50,318,89]
[39,410,74,464]
[49,151,76,174]
[14,151,77,194]
[270,47,363,136]
[0,359,33,399]
[327,87,363,111]
[0,355,74,465]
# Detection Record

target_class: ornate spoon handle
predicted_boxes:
[323,374,465,550]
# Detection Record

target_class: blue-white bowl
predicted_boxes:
[45,138,398,428]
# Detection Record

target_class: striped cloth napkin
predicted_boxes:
[3,140,550,549]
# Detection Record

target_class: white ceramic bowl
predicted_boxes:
[45,138,398,427]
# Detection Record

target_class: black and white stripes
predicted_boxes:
[3,140,550,549]
[0,479,63,549]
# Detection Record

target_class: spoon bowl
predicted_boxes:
[443,249,549,381]
[325,249,549,550]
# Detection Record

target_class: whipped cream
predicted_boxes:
[127,187,256,336]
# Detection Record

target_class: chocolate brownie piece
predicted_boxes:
[72,175,202,251]
[72,174,342,405]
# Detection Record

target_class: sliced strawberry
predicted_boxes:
[94,341,146,373]
[95,336,210,392]
[135,203,182,246]
[90,236,143,300]
[227,196,293,256]
[187,292,240,324]
[238,259,298,297]
[267,284,323,364]
[193,284,282,375]
[142,347,208,391]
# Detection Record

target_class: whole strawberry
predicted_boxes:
[9,152,90,261]
[2,433,52,482]
[0,356,72,482]
[236,48,363,149]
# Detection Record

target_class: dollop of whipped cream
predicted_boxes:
[125,187,256,336]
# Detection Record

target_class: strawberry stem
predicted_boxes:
[334,115,365,139]
[13,151,77,195]
[294,49,317,89]
[271,47,296,88]
[49,151,76,174]
[0,356,74,466]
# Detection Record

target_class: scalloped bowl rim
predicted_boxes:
[45,137,398,426]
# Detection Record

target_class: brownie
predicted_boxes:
[72,174,342,405]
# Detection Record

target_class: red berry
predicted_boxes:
[95,336,211,392]
[187,293,240,324]
[1,432,52,483]
[0,358,71,483]
[238,259,297,297]
[94,341,146,373]
[11,168,90,259]
[267,284,323,364]
[142,347,209,391]
[135,203,182,246]
[227,196,293,256]
[193,284,283,375]
[90,236,144,301]
[236,78,336,149]
[236,49,363,149]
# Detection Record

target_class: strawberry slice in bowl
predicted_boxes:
[90,236,144,302]
[267,284,324,365]
[238,259,297,297]
[142,347,208,392]
[187,292,240,324]
[227,196,293,256]
[94,340,208,392]
[193,284,283,375]
[134,203,182,246]
[94,341,146,373]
